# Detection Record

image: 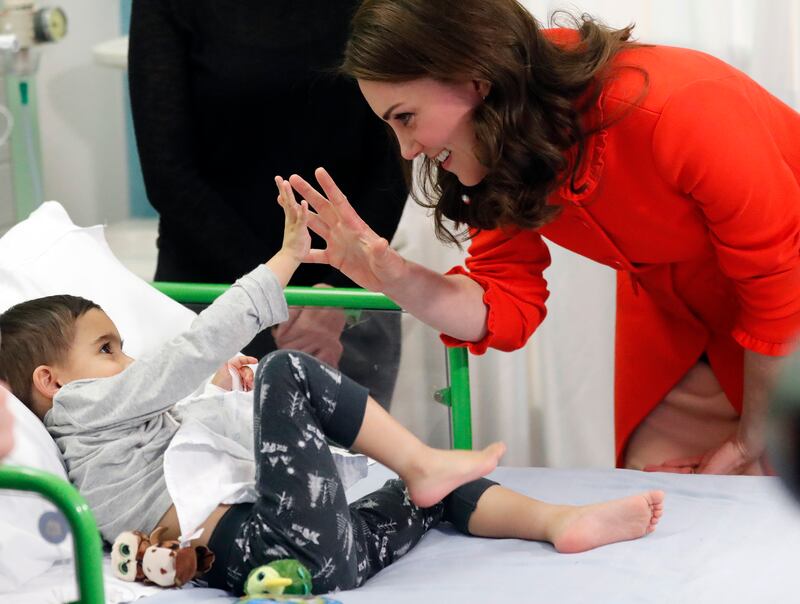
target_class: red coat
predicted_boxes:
[442,41,800,462]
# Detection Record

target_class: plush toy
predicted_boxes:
[239,559,346,603]
[245,559,313,596]
[142,526,215,587]
[111,526,214,588]
[111,530,150,582]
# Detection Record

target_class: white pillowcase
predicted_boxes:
[0,201,196,591]
[0,201,195,358]
[1,385,71,591]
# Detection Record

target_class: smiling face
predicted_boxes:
[359,77,490,186]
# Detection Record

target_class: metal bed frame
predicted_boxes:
[0,284,474,604]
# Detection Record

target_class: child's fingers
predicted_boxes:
[279,181,306,227]
[275,177,302,223]
[298,199,310,225]
[229,355,258,368]
[274,176,288,209]
[281,179,299,205]
[241,366,254,390]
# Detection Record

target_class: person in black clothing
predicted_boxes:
[128,1,408,407]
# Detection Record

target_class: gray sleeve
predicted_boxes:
[47,265,288,430]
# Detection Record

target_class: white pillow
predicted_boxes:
[0,201,197,591]
[0,201,196,358]
[0,385,71,591]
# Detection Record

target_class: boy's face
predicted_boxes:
[54,308,133,384]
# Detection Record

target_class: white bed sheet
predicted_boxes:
[125,464,800,604]
[6,558,162,604]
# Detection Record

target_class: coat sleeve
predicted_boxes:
[440,227,551,353]
[652,76,800,355]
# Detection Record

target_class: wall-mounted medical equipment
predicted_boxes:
[0,0,66,233]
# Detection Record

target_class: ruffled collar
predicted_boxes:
[557,88,608,203]
[541,28,609,203]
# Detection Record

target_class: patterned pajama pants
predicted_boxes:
[206,350,496,595]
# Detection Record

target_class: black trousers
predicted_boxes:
[206,350,496,594]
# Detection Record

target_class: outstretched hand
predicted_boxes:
[643,436,764,475]
[288,167,407,293]
[273,302,347,368]
[275,176,312,263]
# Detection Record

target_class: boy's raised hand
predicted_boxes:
[275,176,311,262]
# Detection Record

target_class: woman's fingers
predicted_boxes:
[305,248,330,265]
[306,212,330,239]
[288,169,371,236]
[289,173,338,222]
[315,167,366,226]
[314,167,349,207]
[660,455,703,468]
[643,464,694,474]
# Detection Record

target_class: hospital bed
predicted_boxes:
[4,204,800,603]
[0,278,475,604]
[6,295,800,604]
[6,461,800,604]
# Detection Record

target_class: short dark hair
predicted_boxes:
[0,295,101,408]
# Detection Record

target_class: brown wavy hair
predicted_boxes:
[342,0,644,244]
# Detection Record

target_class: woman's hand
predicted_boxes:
[288,167,407,293]
[643,436,764,475]
[694,436,762,474]
[273,294,347,368]
[211,355,259,392]
[644,351,782,476]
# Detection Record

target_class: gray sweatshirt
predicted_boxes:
[44,265,288,542]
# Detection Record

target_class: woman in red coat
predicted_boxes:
[285,0,800,474]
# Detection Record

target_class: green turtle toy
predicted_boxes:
[239,559,342,604]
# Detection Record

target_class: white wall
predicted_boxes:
[525,0,800,108]
[37,0,127,226]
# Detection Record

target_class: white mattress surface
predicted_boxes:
[10,464,800,603]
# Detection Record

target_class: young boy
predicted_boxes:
[0,178,664,595]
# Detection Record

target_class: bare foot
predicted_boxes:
[551,490,664,554]
[404,442,507,508]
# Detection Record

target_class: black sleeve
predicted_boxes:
[128,0,266,276]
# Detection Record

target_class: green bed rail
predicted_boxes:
[153,282,474,450]
[0,465,105,604]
